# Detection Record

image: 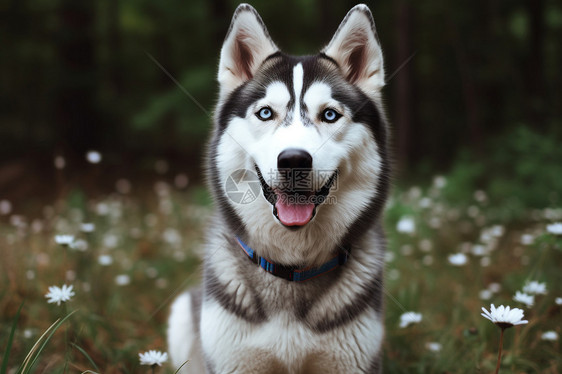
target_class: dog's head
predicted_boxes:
[208,4,389,265]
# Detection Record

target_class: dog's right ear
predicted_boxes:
[218,4,278,100]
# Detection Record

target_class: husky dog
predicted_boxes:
[168,3,390,373]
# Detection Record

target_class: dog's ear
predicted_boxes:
[218,4,278,100]
[322,4,384,96]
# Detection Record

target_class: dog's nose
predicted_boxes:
[277,148,312,170]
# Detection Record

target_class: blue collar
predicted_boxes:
[235,236,348,282]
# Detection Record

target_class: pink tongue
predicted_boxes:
[275,195,315,226]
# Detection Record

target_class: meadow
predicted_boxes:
[1,163,561,373]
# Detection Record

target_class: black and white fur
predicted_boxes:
[168,4,390,373]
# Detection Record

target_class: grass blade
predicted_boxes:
[1,302,24,374]
[17,310,77,374]
[173,360,190,374]
[16,318,62,374]
[71,343,100,372]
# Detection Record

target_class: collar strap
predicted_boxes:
[235,236,348,282]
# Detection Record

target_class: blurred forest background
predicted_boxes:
[1,0,561,209]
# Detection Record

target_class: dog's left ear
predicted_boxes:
[218,4,278,101]
[322,4,384,96]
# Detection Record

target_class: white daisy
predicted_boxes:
[425,342,442,352]
[422,255,434,266]
[513,291,535,307]
[96,202,110,215]
[490,225,505,238]
[98,254,113,266]
[69,239,88,252]
[419,197,432,208]
[80,222,95,233]
[479,289,493,301]
[522,280,547,295]
[103,234,119,248]
[481,304,528,328]
[433,175,446,188]
[163,228,182,245]
[45,284,75,306]
[115,274,131,286]
[86,150,102,164]
[0,200,12,215]
[384,251,395,263]
[488,283,502,293]
[480,257,491,267]
[139,350,168,366]
[448,253,468,266]
[541,331,558,341]
[474,190,487,203]
[520,234,534,245]
[471,244,487,256]
[396,217,416,234]
[399,311,422,328]
[555,297,562,305]
[54,234,74,246]
[546,222,562,235]
[54,155,65,169]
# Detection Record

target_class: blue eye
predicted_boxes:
[321,108,341,123]
[256,107,273,121]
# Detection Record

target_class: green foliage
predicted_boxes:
[509,9,529,40]
[384,173,562,373]
[71,343,100,372]
[1,303,23,374]
[2,0,561,167]
[17,311,77,374]
[486,126,562,208]
[439,125,562,221]
[133,65,214,142]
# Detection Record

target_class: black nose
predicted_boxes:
[277,148,313,170]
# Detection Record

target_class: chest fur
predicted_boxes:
[200,299,383,374]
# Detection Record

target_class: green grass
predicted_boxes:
[1,175,561,373]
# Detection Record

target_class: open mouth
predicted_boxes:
[255,164,338,228]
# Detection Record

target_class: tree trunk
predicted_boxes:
[210,0,229,46]
[526,0,545,127]
[54,0,99,161]
[447,10,483,156]
[393,0,413,171]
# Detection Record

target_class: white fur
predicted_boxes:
[218,6,278,103]
[169,232,385,373]
[200,298,383,373]
[322,4,385,101]
[215,74,382,266]
[259,82,292,112]
[167,293,205,373]
[293,63,304,119]
[169,4,387,373]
